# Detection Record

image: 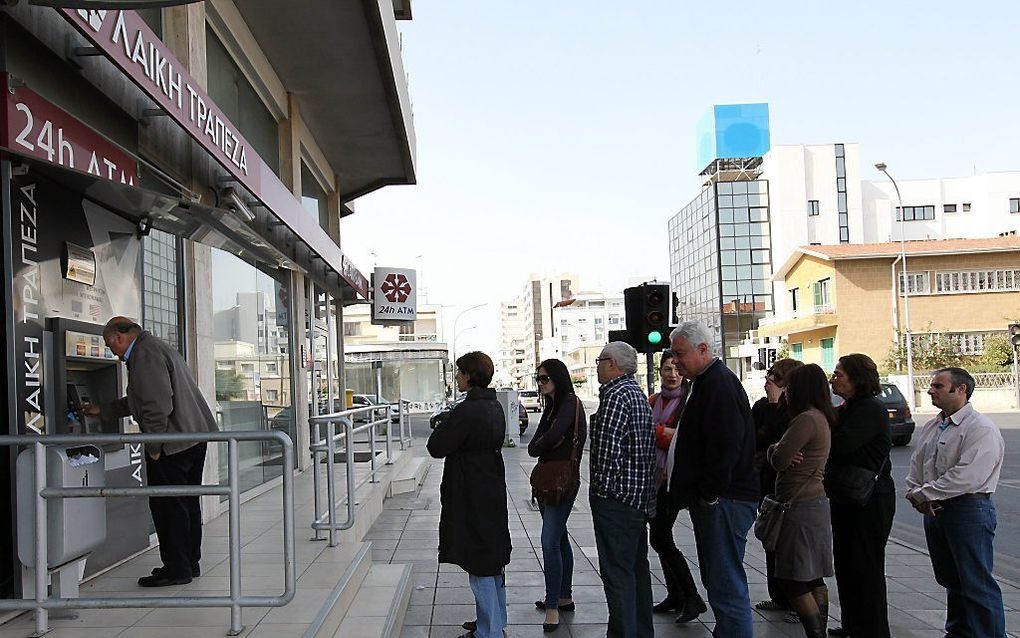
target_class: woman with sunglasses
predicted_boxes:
[752,358,804,617]
[528,358,587,632]
[648,351,706,623]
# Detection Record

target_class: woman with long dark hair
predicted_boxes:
[826,354,895,638]
[528,358,587,632]
[752,358,804,616]
[427,352,512,638]
[648,351,706,623]
[767,364,835,637]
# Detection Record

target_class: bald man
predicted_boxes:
[84,317,218,587]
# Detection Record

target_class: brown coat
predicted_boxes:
[768,408,831,502]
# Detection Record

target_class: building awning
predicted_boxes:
[9,154,362,301]
[233,0,417,201]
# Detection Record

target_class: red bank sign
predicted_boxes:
[0,73,138,185]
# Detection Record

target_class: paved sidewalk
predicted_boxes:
[382,442,1019,638]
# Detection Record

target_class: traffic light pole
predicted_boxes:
[1013,346,1019,410]
[646,351,655,395]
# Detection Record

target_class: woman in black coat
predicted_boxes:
[826,353,895,638]
[427,351,511,638]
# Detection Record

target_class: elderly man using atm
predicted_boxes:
[84,316,218,587]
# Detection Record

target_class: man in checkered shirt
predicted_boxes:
[589,341,657,638]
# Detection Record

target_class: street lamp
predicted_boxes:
[451,303,487,368]
[875,162,915,410]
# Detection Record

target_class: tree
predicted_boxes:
[979,334,1013,370]
[570,374,586,388]
[216,369,248,401]
[776,341,790,361]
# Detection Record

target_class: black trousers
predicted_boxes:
[146,443,207,578]
[831,491,895,638]
[648,485,701,605]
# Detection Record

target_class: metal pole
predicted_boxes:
[1012,346,1019,410]
[227,440,244,636]
[325,421,337,547]
[369,421,378,483]
[310,421,324,541]
[33,441,48,637]
[645,351,655,395]
[345,422,356,522]
[877,164,915,410]
[398,400,406,451]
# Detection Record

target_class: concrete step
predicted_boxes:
[387,456,427,496]
[298,541,372,637]
[331,563,413,638]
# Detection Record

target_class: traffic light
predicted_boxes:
[623,283,671,353]
[1010,323,1020,349]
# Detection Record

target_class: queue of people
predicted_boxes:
[427,320,1007,638]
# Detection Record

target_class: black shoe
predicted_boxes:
[462,620,476,631]
[542,622,559,633]
[827,628,851,637]
[151,564,201,578]
[534,600,575,612]
[755,599,789,611]
[653,596,680,613]
[137,573,192,587]
[674,597,708,623]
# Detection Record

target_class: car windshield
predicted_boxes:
[880,384,904,402]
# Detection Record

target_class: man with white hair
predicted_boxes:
[589,341,657,638]
[665,321,758,638]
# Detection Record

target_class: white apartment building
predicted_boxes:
[495,301,529,388]
[518,273,580,386]
[545,293,626,360]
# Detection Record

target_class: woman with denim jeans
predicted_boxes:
[528,358,587,633]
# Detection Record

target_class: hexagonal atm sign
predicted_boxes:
[372,267,417,322]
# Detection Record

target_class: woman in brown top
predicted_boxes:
[767,363,835,638]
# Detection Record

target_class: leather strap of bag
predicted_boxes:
[567,397,581,464]
[779,466,822,507]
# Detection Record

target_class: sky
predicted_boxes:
[340,1,1020,356]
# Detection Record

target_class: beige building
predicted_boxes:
[759,236,1020,370]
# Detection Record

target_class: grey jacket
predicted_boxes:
[102,331,218,456]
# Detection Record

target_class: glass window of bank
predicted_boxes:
[206,27,280,174]
[212,250,293,493]
[301,163,332,232]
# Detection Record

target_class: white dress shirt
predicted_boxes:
[905,402,1004,503]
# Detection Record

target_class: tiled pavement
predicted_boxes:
[382,443,1020,638]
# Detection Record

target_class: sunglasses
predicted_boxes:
[535,374,551,384]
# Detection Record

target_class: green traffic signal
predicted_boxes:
[647,330,663,345]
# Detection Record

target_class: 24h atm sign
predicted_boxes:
[372,267,417,323]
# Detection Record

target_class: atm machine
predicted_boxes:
[44,318,152,576]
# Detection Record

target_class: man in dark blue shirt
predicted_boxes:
[666,320,758,638]
[589,341,656,638]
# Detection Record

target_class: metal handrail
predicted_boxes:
[0,431,295,637]
[308,403,401,547]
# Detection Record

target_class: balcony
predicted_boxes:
[398,333,438,342]
[757,305,837,337]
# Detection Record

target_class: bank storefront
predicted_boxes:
[0,3,414,602]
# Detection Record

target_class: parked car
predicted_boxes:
[518,401,529,434]
[831,382,915,446]
[519,390,542,412]
[352,394,401,423]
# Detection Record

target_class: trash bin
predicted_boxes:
[16,444,106,568]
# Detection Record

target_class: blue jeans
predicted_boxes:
[924,497,1006,638]
[688,498,756,638]
[468,573,507,638]
[590,494,654,638]
[539,497,575,608]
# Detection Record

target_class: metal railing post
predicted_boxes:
[33,440,48,637]
[325,420,338,547]
[385,406,393,465]
[398,402,406,451]
[227,439,243,636]
[310,421,324,541]
[369,419,378,483]
[345,421,356,522]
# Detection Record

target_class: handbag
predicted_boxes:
[530,398,581,506]
[754,467,820,552]
[823,457,889,507]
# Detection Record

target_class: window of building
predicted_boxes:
[934,268,1020,293]
[206,27,280,174]
[343,322,361,337]
[812,278,831,310]
[895,205,936,221]
[136,8,163,39]
[899,272,930,295]
[301,163,331,231]
[807,200,820,217]
[1010,198,1020,214]
[790,288,799,312]
[962,203,972,212]
[142,228,182,352]
[834,144,849,243]
[791,343,803,360]
[944,204,957,213]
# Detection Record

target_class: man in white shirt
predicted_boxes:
[905,367,1006,638]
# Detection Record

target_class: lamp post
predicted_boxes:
[875,162,915,410]
[450,303,487,370]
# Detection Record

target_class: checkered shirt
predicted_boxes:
[589,374,657,516]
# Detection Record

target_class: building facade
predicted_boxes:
[758,237,1020,370]
[495,300,527,388]
[517,273,578,386]
[0,2,415,595]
